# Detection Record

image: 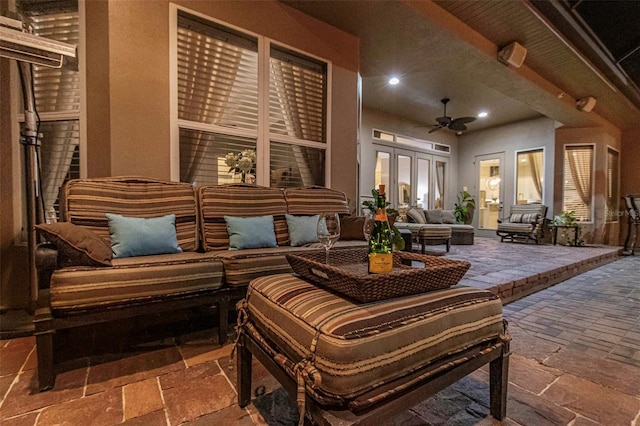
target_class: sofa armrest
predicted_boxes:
[36,242,58,291]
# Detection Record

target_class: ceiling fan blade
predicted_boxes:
[428,125,443,134]
[448,121,468,131]
[451,116,476,125]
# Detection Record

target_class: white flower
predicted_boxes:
[224,152,238,168]
[241,149,256,162]
[238,156,254,173]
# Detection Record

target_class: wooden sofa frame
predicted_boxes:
[33,178,360,392]
[237,330,510,425]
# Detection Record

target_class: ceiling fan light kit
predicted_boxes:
[428,98,476,133]
[498,41,527,68]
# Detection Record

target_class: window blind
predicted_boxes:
[30,12,80,114]
[270,141,324,188]
[269,46,326,143]
[17,2,80,223]
[177,12,258,132]
[563,145,593,221]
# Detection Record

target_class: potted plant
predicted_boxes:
[454,190,476,224]
[362,188,405,251]
[552,210,583,246]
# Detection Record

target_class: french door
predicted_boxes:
[476,152,505,236]
[372,147,449,217]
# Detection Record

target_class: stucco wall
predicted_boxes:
[457,117,556,233]
[555,126,622,245]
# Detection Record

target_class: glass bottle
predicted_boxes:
[368,185,393,274]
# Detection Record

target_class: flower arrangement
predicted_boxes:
[225,149,256,183]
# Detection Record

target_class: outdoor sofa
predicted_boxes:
[34,177,365,391]
[395,207,475,246]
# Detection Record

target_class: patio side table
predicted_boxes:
[551,224,579,246]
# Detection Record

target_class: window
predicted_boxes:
[563,145,593,222]
[16,3,81,222]
[516,149,544,204]
[176,10,328,187]
[606,147,619,222]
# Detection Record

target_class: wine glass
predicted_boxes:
[317,213,340,264]
[362,211,374,242]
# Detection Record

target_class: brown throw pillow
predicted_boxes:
[35,222,112,267]
[339,216,366,240]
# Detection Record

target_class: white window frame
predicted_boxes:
[169,4,331,186]
[513,147,545,205]
[562,143,595,223]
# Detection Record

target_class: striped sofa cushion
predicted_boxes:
[60,177,199,252]
[213,242,367,287]
[417,226,452,238]
[284,186,350,215]
[497,222,534,233]
[49,252,224,312]
[245,274,504,403]
[199,184,289,251]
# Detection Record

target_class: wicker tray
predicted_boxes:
[286,248,471,303]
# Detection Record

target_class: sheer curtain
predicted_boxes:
[435,161,445,209]
[528,151,543,200]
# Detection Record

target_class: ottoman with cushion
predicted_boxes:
[417,226,452,253]
[236,273,510,425]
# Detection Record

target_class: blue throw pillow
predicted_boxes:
[106,213,182,258]
[285,214,319,247]
[224,215,277,250]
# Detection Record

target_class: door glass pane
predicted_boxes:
[478,159,501,230]
[516,150,543,204]
[375,151,391,195]
[397,154,411,210]
[417,158,430,209]
[434,161,446,209]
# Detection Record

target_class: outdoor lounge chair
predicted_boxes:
[496,204,547,244]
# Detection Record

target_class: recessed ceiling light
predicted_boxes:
[478,111,488,118]
[388,77,400,85]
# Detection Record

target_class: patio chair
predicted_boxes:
[496,204,547,244]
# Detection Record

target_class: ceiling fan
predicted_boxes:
[427,98,476,133]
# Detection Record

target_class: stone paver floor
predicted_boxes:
[1,239,638,425]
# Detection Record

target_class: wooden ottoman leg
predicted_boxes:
[237,334,253,408]
[489,342,510,420]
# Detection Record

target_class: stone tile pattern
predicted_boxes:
[1,240,638,425]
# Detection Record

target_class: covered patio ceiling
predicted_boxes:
[283,0,640,134]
